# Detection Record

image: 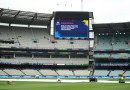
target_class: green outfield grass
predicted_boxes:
[0,81,130,90]
[1,77,130,81]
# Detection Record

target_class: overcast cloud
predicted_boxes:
[0,0,130,23]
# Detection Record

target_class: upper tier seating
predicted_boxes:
[13,27,37,47]
[0,26,15,41]
[0,26,89,49]
[0,57,89,64]
[112,35,129,49]
[95,35,130,50]
[0,26,19,47]
[55,40,70,48]
[95,35,112,49]
[32,28,54,48]
[72,40,89,49]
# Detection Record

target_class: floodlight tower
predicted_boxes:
[81,0,83,11]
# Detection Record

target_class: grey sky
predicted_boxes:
[0,0,130,23]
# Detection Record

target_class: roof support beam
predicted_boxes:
[0,8,4,17]
[11,11,21,24]
[29,13,37,25]
[107,24,114,33]
[0,8,52,25]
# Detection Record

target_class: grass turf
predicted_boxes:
[0,81,130,90]
[1,78,130,81]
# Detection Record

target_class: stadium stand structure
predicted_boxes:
[0,8,130,78]
[93,22,130,77]
[0,8,92,77]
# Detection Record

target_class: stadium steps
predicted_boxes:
[55,70,60,76]
[38,70,43,75]
[20,70,26,75]
[72,70,77,76]
[72,71,75,76]
[11,27,20,46]
[123,71,126,74]
[91,64,95,76]
[89,71,93,76]
[72,72,75,76]
[107,71,111,76]
[30,28,39,48]
[2,70,9,75]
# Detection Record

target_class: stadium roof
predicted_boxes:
[54,11,94,19]
[93,22,130,34]
[0,8,53,26]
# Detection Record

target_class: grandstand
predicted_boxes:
[0,8,93,78]
[0,8,130,79]
[93,22,130,78]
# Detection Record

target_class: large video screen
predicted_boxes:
[54,19,89,38]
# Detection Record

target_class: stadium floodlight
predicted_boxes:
[81,0,84,11]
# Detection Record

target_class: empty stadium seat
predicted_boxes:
[0,70,7,75]
[3,69,24,75]
[112,35,129,49]
[57,69,74,76]
[22,69,41,75]
[94,70,109,76]
[74,69,90,76]
[95,35,112,49]
[13,27,37,47]
[124,71,130,76]
[94,53,110,58]
[95,35,130,50]
[39,69,58,76]
[109,70,124,76]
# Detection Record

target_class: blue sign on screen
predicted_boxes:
[54,19,89,38]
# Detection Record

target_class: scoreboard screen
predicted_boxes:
[54,19,89,39]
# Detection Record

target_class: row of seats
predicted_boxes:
[94,53,130,59]
[94,70,130,76]
[0,69,90,76]
[2,69,130,76]
[0,26,89,49]
[95,35,112,49]
[0,58,89,64]
[95,35,130,49]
